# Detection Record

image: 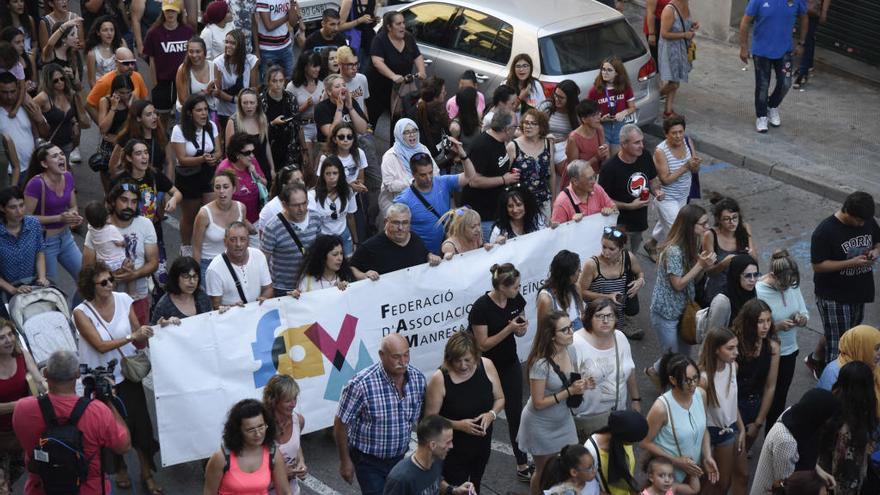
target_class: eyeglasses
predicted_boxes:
[96,276,115,287]
[514,63,531,70]
[681,376,699,386]
[582,174,597,182]
[335,133,354,141]
[341,62,359,68]
[556,325,573,334]
[721,215,740,223]
[600,67,615,73]
[521,120,538,127]
[388,220,410,227]
[180,272,199,281]
[244,424,268,435]
[593,313,615,322]
[742,272,761,280]
[402,129,419,137]
[329,201,338,220]
[240,149,255,156]
[603,226,623,238]
[117,60,137,66]
[52,77,65,84]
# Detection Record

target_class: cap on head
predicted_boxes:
[161,0,182,12]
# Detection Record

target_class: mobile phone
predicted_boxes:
[515,316,525,325]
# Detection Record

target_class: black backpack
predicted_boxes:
[29,395,92,495]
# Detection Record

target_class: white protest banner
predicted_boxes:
[150,214,616,466]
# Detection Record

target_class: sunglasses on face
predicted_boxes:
[96,276,115,287]
[117,60,137,66]
[52,77,65,84]
[240,149,255,157]
[742,272,761,280]
[335,133,354,141]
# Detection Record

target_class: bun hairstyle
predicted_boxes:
[768,249,800,290]
[490,263,520,289]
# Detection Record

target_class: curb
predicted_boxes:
[641,124,880,212]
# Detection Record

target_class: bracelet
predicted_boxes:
[501,176,506,186]
[631,397,641,402]
[553,393,559,404]
[489,410,497,420]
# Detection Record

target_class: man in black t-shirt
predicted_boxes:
[303,8,349,53]
[460,109,520,241]
[384,416,474,495]
[808,191,880,369]
[598,124,661,255]
[351,203,441,278]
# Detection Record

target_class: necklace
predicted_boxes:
[410,451,429,471]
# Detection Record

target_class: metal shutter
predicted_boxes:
[815,0,880,66]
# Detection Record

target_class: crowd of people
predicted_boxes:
[0,0,874,494]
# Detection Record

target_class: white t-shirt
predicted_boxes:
[307,189,357,236]
[286,82,323,119]
[257,196,283,235]
[200,23,234,61]
[344,73,370,109]
[256,0,291,51]
[318,151,367,184]
[170,121,219,157]
[75,292,138,384]
[206,247,273,305]
[84,217,157,300]
[0,109,34,173]
[214,53,259,116]
[570,329,634,416]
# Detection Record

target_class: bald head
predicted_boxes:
[379,334,410,379]
[115,48,136,74]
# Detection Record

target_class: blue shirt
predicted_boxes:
[394,175,461,254]
[746,0,806,59]
[336,363,426,459]
[816,359,840,391]
[0,216,44,288]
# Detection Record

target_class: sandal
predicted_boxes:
[115,473,132,490]
[642,243,658,263]
[142,477,164,495]
[644,366,662,392]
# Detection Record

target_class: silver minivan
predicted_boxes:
[390,0,660,125]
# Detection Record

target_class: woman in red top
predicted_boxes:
[586,57,635,157]
[0,319,44,493]
[204,399,291,495]
[565,100,608,181]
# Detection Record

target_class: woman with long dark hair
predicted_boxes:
[261,64,303,172]
[541,79,579,174]
[213,28,259,131]
[175,37,217,120]
[586,57,635,156]
[0,0,34,56]
[110,100,170,178]
[0,26,36,98]
[489,187,545,243]
[505,53,545,113]
[84,16,124,87]
[296,234,357,292]
[701,196,757,305]
[96,73,133,189]
[287,51,324,173]
[583,410,649,494]
[704,253,759,331]
[40,19,84,90]
[308,156,357,256]
[33,62,89,159]
[537,250,583,330]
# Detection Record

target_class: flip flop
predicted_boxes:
[142,477,164,495]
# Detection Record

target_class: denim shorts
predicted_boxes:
[708,422,739,447]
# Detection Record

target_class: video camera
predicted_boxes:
[80,360,117,402]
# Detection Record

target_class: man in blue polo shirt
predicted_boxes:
[394,147,475,254]
[739,0,808,133]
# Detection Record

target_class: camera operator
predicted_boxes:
[72,261,161,493]
[13,350,130,494]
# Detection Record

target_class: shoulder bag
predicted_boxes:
[588,436,610,493]
[623,250,639,316]
[83,302,151,383]
[661,250,699,345]
[671,4,696,63]
[685,135,701,201]
[249,166,269,208]
[409,183,441,219]
[562,188,581,214]
[275,213,307,256]
[659,394,685,457]
[546,350,583,409]
[177,127,212,177]
[221,253,248,304]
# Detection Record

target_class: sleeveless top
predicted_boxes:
[511,139,552,204]
[656,140,691,201]
[101,98,129,138]
[0,353,28,431]
[44,99,75,146]
[201,202,244,261]
[589,255,627,321]
[438,361,494,453]
[271,414,302,495]
[93,46,115,80]
[655,389,706,483]
[218,448,271,495]
[702,229,739,304]
[702,362,738,430]
[737,338,771,401]
[538,288,583,330]
[176,66,217,111]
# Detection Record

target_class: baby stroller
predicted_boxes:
[8,286,78,366]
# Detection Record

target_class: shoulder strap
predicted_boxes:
[221,253,248,304]
[276,213,306,256]
[684,135,694,156]
[83,302,127,362]
[409,184,441,219]
[68,397,92,427]
[40,175,46,217]
[588,436,609,493]
[612,333,620,410]
[546,357,570,389]
[659,395,683,457]
[37,395,59,427]
[222,443,231,473]
[562,188,581,214]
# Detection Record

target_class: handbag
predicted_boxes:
[678,298,700,345]
[623,250,640,317]
[83,303,151,383]
[671,4,696,63]
[249,166,269,208]
[390,77,419,120]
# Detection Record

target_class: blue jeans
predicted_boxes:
[340,226,354,257]
[350,449,403,495]
[651,310,691,370]
[480,220,494,243]
[752,53,793,117]
[260,47,294,81]
[799,16,819,75]
[199,257,213,291]
[44,228,82,285]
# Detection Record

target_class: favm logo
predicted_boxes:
[251,310,373,401]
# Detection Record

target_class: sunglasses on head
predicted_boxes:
[411,152,430,162]
[603,226,623,238]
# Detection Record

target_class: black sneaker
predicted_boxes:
[516,464,534,482]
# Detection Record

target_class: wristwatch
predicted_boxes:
[125,334,133,342]
[445,485,454,495]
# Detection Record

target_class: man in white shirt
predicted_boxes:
[206,221,274,310]
[0,72,48,187]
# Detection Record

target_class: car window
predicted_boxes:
[448,9,513,65]
[539,19,646,75]
[403,3,458,48]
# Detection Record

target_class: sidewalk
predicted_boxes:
[623,5,880,210]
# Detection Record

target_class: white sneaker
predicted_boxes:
[767,107,781,127]
[70,147,81,162]
[756,117,769,133]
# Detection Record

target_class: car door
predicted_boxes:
[442,8,513,96]
[401,2,458,78]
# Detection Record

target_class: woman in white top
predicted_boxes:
[571,299,638,442]
[379,118,437,220]
[213,29,259,126]
[263,375,307,495]
[192,170,247,284]
[175,37,217,115]
[504,53,545,114]
[698,327,747,495]
[287,51,324,171]
[318,122,368,193]
[308,157,357,256]
[536,250,583,330]
[84,15,125,87]
[199,0,233,61]
[72,261,161,493]
[257,165,304,235]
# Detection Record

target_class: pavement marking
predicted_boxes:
[700,161,731,173]
[302,474,344,495]
[164,216,179,230]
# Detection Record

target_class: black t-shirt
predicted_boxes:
[369,32,421,82]
[303,31,349,53]
[461,132,510,222]
[467,292,526,368]
[351,232,429,275]
[811,214,880,303]
[598,151,657,232]
[383,455,443,495]
[313,99,366,143]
